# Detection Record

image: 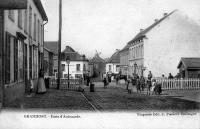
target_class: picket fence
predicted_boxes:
[49,79,83,91]
[155,78,200,90]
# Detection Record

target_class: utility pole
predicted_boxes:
[57,0,62,89]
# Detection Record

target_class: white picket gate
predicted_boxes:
[156,78,200,90]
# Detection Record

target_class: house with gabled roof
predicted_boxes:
[89,53,105,78]
[177,58,200,78]
[59,46,89,79]
[128,10,200,77]
[106,49,121,75]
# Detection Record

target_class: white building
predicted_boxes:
[60,46,89,79]
[0,0,48,106]
[106,49,121,75]
[128,10,200,77]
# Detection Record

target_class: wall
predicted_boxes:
[143,11,200,77]
[61,61,89,79]
[2,0,46,106]
[120,50,129,75]
[106,63,120,74]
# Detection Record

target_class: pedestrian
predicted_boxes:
[136,76,141,93]
[151,79,156,95]
[140,75,145,91]
[116,74,119,85]
[103,77,107,89]
[146,78,151,95]
[168,73,174,79]
[127,78,132,94]
[37,69,46,94]
[148,71,153,80]
[86,75,90,86]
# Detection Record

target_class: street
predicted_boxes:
[3,81,200,111]
[83,82,200,111]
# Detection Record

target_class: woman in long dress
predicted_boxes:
[37,69,46,93]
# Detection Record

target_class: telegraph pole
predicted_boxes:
[57,0,62,89]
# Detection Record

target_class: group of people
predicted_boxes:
[126,71,162,95]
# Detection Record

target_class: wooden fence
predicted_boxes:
[156,78,200,90]
[49,79,83,91]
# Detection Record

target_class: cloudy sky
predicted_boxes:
[42,0,200,58]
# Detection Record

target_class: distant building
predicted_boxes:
[128,10,200,77]
[89,53,105,78]
[0,0,48,106]
[44,41,58,77]
[119,44,130,76]
[44,47,54,77]
[60,46,89,79]
[177,58,200,78]
[106,49,121,75]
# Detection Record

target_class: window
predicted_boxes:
[76,64,80,71]
[29,6,32,37]
[83,64,86,71]
[109,65,112,71]
[54,69,58,73]
[24,10,28,33]
[18,40,24,81]
[5,33,24,84]
[61,64,65,71]
[38,19,40,43]
[8,10,14,21]
[18,10,23,29]
[75,74,82,79]
[33,14,36,41]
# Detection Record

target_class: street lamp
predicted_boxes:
[134,63,137,75]
[66,56,70,88]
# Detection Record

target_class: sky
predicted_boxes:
[41,0,200,58]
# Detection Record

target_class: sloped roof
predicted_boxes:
[44,41,58,54]
[90,54,105,63]
[177,58,200,69]
[128,10,177,44]
[61,46,88,62]
[120,43,130,53]
[33,0,48,21]
[107,50,120,63]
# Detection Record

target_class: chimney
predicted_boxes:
[154,19,158,22]
[140,29,143,32]
[163,13,168,16]
[82,54,86,60]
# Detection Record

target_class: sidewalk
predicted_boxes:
[3,89,95,111]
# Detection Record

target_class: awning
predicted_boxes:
[0,0,27,9]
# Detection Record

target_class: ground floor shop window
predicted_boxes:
[5,32,24,84]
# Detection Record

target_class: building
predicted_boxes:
[119,44,130,76]
[44,47,54,77]
[106,49,121,75]
[0,0,48,106]
[177,58,200,78]
[60,46,89,79]
[128,10,200,77]
[89,52,105,78]
[44,41,58,76]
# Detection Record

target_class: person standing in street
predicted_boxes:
[37,69,47,94]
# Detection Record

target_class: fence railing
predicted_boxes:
[49,79,83,91]
[155,78,200,90]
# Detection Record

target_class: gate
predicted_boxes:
[49,78,84,91]
[156,78,200,90]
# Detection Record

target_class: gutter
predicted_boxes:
[42,20,48,69]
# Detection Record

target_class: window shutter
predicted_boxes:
[5,33,10,84]
[14,38,18,81]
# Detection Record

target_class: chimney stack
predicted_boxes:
[163,13,168,16]
[154,19,158,22]
[140,29,143,32]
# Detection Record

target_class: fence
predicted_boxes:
[49,78,83,91]
[156,78,200,90]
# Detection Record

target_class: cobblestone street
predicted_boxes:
[83,82,200,111]
[4,89,95,111]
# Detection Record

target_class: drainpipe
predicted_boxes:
[42,20,48,70]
